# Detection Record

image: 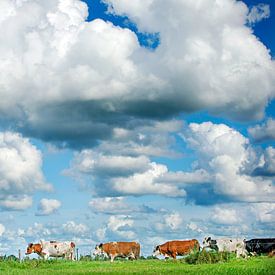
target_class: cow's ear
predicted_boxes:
[207,237,211,242]
[29,243,33,247]
[99,243,103,248]
[156,245,159,250]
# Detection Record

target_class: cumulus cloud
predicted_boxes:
[253,146,275,177]
[247,3,270,25]
[36,198,61,216]
[89,197,131,214]
[211,207,240,225]
[183,122,275,203]
[248,118,275,142]
[186,222,203,233]
[106,215,136,239]
[62,221,88,235]
[0,0,273,149]
[164,212,183,231]
[0,132,51,210]
[66,148,185,197]
[250,203,275,223]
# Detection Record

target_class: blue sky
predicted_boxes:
[0,0,274,257]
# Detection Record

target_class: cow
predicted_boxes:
[202,237,247,258]
[26,240,75,260]
[94,241,140,262]
[268,250,275,257]
[245,238,275,255]
[152,239,200,259]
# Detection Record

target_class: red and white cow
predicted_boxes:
[153,239,200,259]
[26,240,75,260]
[94,241,140,262]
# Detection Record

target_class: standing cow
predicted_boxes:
[26,240,75,260]
[245,238,275,255]
[94,241,140,262]
[202,237,247,258]
[153,239,200,259]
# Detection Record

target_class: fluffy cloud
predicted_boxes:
[164,212,183,230]
[36,198,61,216]
[211,207,240,225]
[107,215,136,239]
[253,146,275,177]
[0,132,51,210]
[248,118,275,142]
[247,4,270,25]
[89,197,131,214]
[66,148,185,197]
[0,0,273,149]
[62,221,88,235]
[250,203,275,223]
[183,122,275,203]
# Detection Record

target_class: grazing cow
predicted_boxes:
[152,239,200,259]
[94,241,140,262]
[245,238,275,255]
[26,240,75,260]
[202,237,247,258]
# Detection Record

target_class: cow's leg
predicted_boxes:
[110,254,115,262]
[171,253,177,260]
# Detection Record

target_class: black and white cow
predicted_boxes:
[245,238,275,255]
[202,237,247,258]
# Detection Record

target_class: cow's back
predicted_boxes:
[104,242,140,257]
[245,239,275,254]
[42,241,73,256]
[168,239,199,255]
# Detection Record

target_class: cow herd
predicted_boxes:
[25,237,275,262]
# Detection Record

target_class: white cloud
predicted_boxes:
[0,195,33,211]
[111,162,185,197]
[211,207,240,225]
[183,122,275,202]
[187,222,203,233]
[62,221,88,235]
[250,203,275,223]
[248,118,275,142]
[247,4,270,25]
[89,197,131,214]
[66,147,186,197]
[36,198,61,216]
[107,215,136,239]
[0,0,273,149]
[0,132,51,210]
[164,212,183,230]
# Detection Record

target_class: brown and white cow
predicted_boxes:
[94,241,140,262]
[26,240,75,260]
[153,239,200,259]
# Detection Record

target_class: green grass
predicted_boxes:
[0,257,274,274]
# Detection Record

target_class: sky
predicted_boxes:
[0,0,274,257]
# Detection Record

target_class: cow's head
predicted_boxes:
[202,237,211,247]
[93,243,103,256]
[26,243,42,255]
[152,245,161,257]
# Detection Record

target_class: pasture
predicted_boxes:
[0,257,274,275]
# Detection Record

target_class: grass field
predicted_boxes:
[0,257,274,275]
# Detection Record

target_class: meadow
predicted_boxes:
[0,256,274,275]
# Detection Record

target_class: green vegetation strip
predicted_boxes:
[0,257,274,275]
